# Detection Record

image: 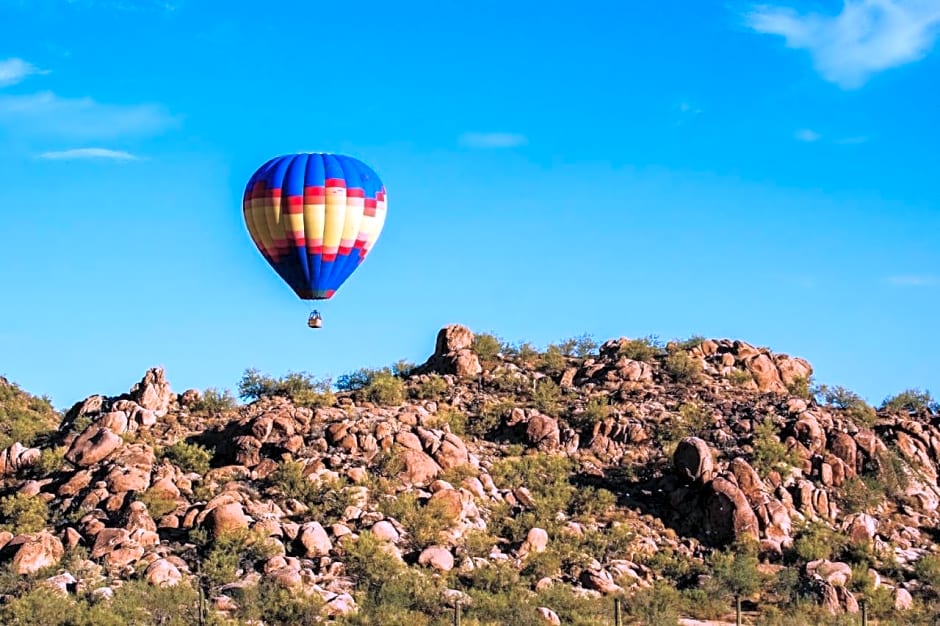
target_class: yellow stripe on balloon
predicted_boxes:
[303,200,325,249]
[341,196,364,245]
[323,188,346,249]
[249,198,276,258]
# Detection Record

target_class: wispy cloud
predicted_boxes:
[743,1,940,88]
[38,147,139,161]
[676,101,703,125]
[458,132,528,149]
[886,274,939,286]
[835,135,870,144]
[0,90,180,140]
[795,128,821,142]
[0,58,48,87]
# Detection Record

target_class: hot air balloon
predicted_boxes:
[243,153,388,328]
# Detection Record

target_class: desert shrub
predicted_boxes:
[751,418,802,478]
[190,387,237,413]
[619,335,664,362]
[791,522,846,562]
[572,396,611,429]
[138,488,178,519]
[657,402,710,451]
[881,388,936,414]
[235,580,325,625]
[707,538,762,609]
[266,460,353,524]
[914,553,940,590]
[673,334,706,351]
[160,440,212,474]
[201,527,280,587]
[362,370,406,405]
[625,580,682,626]
[472,333,502,363]
[469,400,514,438]
[513,341,540,364]
[238,368,334,407]
[0,493,49,534]
[32,446,66,475]
[427,407,467,435]
[377,491,454,550]
[391,359,415,377]
[0,377,61,450]
[839,475,885,514]
[489,455,576,525]
[531,378,562,415]
[664,350,703,382]
[570,485,617,519]
[727,368,753,387]
[537,344,568,376]
[412,374,448,400]
[342,531,448,623]
[816,384,878,427]
[558,333,598,358]
[786,375,813,400]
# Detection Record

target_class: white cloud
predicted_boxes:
[0,58,48,87]
[458,132,528,149]
[0,90,180,140]
[887,274,939,286]
[38,147,139,161]
[743,0,940,88]
[795,128,821,142]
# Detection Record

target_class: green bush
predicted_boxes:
[881,388,936,414]
[189,387,237,413]
[362,370,406,405]
[472,333,502,363]
[558,333,598,358]
[537,344,568,376]
[673,334,706,351]
[751,418,802,478]
[138,488,178,519]
[160,440,212,474]
[656,402,711,454]
[411,374,448,400]
[791,522,846,562]
[201,527,280,588]
[266,460,354,525]
[786,376,813,400]
[468,400,513,438]
[234,580,325,625]
[238,368,335,407]
[378,491,454,550]
[727,368,753,387]
[664,350,703,383]
[618,336,664,362]
[816,384,878,426]
[342,531,448,623]
[0,493,49,534]
[428,407,467,435]
[0,377,61,450]
[573,396,611,428]
[532,378,562,415]
[32,446,66,475]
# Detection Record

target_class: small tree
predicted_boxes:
[708,538,761,626]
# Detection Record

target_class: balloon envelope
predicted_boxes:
[243,153,387,300]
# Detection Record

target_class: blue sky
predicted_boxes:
[0,0,938,410]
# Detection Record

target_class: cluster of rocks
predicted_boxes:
[0,324,938,622]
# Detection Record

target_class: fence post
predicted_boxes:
[453,598,461,626]
[735,594,742,626]
[860,598,868,626]
[614,597,622,626]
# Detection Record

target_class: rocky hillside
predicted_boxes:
[1,325,939,625]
